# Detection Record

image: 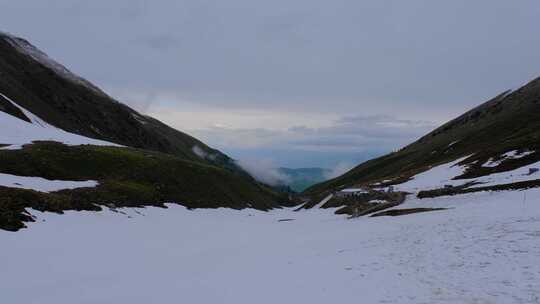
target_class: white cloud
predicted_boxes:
[192,145,217,161]
[235,158,291,186]
[191,145,207,158]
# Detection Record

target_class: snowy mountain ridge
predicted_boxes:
[306,76,540,204]
[0,31,108,97]
[0,31,248,173]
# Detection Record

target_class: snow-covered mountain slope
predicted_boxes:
[2,188,540,303]
[0,31,291,230]
[0,93,118,149]
[378,153,540,194]
[0,31,243,173]
[0,102,288,231]
[0,94,288,230]
[0,90,287,231]
[0,93,108,191]
[306,76,540,198]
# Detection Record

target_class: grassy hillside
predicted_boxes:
[305,77,540,196]
[0,32,297,232]
[0,142,290,231]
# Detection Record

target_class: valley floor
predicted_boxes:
[2,189,540,303]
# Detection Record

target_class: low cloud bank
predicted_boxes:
[235,158,291,186]
[236,158,356,188]
[192,145,218,161]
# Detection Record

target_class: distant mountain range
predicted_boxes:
[277,167,331,192]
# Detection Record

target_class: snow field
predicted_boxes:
[2,188,540,303]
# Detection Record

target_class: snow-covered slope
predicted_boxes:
[482,150,535,168]
[0,93,118,149]
[0,94,112,191]
[383,154,540,194]
[306,76,540,196]
[2,188,540,303]
[0,31,245,173]
[0,93,287,228]
[0,172,98,192]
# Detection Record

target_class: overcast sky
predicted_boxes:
[2,0,540,168]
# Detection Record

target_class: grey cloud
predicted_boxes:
[191,114,435,166]
[61,2,144,19]
[1,1,539,167]
[135,35,180,51]
[2,0,539,118]
[336,115,433,128]
[287,115,436,147]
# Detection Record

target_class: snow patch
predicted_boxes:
[469,161,540,189]
[482,150,535,168]
[390,155,471,193]
[372,179,394,186]
[0,172,98,192]
[340,188,367,193]
[447,140,460,147]
[389,153,540,193]
[312,193,334,209]
[0,93,119,149]
[131,113,148,125]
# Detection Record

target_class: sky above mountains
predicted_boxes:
[2,0,540,168]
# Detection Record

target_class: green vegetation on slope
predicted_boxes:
[0,32,297,231]
[0,141,290,231]
[305,77,540,196]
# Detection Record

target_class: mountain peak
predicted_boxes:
[0,31,108,97]
[0,32,237,168]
